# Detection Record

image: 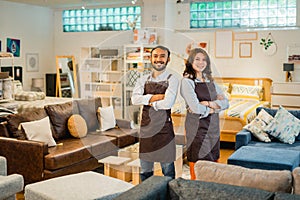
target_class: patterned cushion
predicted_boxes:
[126,70,141,87]
[231,84,263,100]
[264,106,300,144]
[244,109,273,142]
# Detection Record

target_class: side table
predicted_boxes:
[98,156,132,182]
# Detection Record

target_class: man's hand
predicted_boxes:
[149,94,165,103]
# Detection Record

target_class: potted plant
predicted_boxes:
[260,33,274,50]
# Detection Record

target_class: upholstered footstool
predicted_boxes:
[228,146,300,171]
[24,171,133,200]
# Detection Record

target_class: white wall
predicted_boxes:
[2,0,300,92]
[0,1,54,90]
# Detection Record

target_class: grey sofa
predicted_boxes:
[0,156,24,200]
[115,161,300,200]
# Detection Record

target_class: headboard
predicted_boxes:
[214,77,273,102]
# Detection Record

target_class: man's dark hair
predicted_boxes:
[150,45,171,58]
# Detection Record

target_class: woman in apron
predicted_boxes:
[180,48,229,180]
[131,46,179,181]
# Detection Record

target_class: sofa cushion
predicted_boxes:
[244,109,273,142]
[195,160,293,193]
[168,178,274,200]
[45,101,79,140]
[228,146,300,171]
[6,108,49,139]
[264,106,300,144]
[68,114,87,138]
[21,116,56,147]
[76,98,102,132]
[45,137,92,170]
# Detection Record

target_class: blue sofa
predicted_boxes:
[235,107,300,150]
[229,107,300,171]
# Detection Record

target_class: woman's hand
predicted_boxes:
[149,94,165,103]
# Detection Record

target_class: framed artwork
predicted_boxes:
[7,38,21,57]
[239,42,252,58]
[215,31,233,58]
[26,53,39,72]
[234,32,257,41]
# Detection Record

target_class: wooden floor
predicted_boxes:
[17,145,235,200]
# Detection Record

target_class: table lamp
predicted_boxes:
[31,78,44,92]
[283,63,294,82]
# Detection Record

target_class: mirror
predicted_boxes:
[55,55,78,98]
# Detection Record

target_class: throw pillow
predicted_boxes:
[97,106,116,131]
[45,101,79,140]
[68,114,87,138]
[21,116,56,147]
[244,109,273,142]
[264,106,300,144]
[76,98,102,132]
[6,107,49,139]
[231,84,263,100]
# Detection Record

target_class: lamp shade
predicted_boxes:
[32,78,44,88]
[283,63,294,72]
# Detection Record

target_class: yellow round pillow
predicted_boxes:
[68,114,87,138]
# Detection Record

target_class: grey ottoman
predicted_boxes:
[24,171,134,200]
[228,146,300,171]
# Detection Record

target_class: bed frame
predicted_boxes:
[214,77,273,142]
[172,77,273,143]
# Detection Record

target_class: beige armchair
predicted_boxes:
[0,156,24,200]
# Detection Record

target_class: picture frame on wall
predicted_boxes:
[239,42,252,58]
[215,31,233,58]
[26,53,39,72]
[7,38,21,57]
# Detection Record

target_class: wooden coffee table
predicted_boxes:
[98,156,132,182]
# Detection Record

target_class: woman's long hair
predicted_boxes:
[183,48,213,81]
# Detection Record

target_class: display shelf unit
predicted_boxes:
[79,47,123,118]
[0,52,15,102]
[123,44,155,122]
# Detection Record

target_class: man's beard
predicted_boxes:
[152,61,168,71]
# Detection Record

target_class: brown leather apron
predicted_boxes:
[185,81,220,162]
[139,74,176,163]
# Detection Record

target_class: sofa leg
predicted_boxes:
[189,162,196,180]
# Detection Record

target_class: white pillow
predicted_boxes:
[243,109,273,142]
[21,116,56,147]
[97,106,116,131]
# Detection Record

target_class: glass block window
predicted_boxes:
[190,0,297,29]
[63,6,141,32]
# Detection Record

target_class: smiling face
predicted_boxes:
[150,48,170,72]
[192,52,207,73]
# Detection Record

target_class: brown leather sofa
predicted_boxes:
[0,98,138,185]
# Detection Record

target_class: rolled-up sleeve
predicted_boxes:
[152,75,179,110]
[131,76,153,106]
[213,83,229,110]
[180,78,210,118]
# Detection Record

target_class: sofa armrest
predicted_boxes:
[235,129,253,150]
[0,174,24,199]
[0,137,48,184]
[114,176,172,200]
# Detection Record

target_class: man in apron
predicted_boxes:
[131,45,179,181]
